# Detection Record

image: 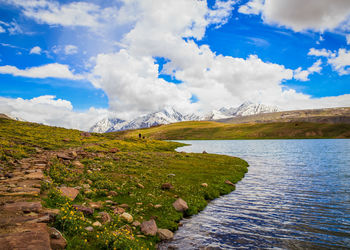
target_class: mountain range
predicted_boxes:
[90,102,279,133]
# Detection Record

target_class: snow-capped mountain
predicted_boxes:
[90,102,280,133]
[90,117,127,133]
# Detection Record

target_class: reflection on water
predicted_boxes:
[160,139,350,249]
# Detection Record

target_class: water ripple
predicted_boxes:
[159,139,350,250]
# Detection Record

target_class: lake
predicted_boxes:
[160,139,350,249]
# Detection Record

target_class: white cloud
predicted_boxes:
[29,46,41,54]
[0,95,108,131]
[308,48,333,57]
[294,60,322,81]
[64,45,78,55]
[0,63,81,79]
[346,34,350,45]
[0,26,5,33]
[239,0,350,32]
[7,0,118,29]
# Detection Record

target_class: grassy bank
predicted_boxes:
[113,121,350,140]
[0,117,248,249]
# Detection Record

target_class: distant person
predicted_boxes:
[139,133,142,139]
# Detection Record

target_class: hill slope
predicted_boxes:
[114,120,350,140]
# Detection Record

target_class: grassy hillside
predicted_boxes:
[113,121,350,140]
[0,117,248,249]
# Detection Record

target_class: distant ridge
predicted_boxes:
[0,114,11,119]
[218,107,350,124]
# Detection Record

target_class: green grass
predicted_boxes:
[113,121,350,140]
[0,118,248,249]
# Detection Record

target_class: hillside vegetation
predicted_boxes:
[0,117,248,249]
[114,121,350,140]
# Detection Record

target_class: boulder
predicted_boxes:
[132,221,141,227]
[85,226,93,232]
[49,228,67,250]
[172,198,188,212]
[98,212,111,224]
[59,187,79,200]
[157,229,174,240]
[201,183,208,188]
[119,203,129,209]
[92,221,102,227]
[72,205,94,216]
[56,153,74,160]
[140,219,157,236]
[113,207,125,215]
[120,212,133,223]
[202,150,208,154]
[89,201,102,209]
[3,201,42,213]
[161,183,174,190]
[72,161,84,168]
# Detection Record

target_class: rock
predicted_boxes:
[87,170,92,174]
[82,184,90,189]
[202,150,208,154]
[72,161,84,168]
[167,173,176,177]
[119,203,129,209]
[69,151,77,158]
[132,221,141,227]
[89,201,102,209]
[62,138,70,142]
[5,173,14,178]
[0,223,51,250]
[109,148,120,153]
[108,190,118,196]
[154,204,162,209]
[26,215,51,223]
[140,219,157,236]
[85,226,93,232]
[137,183,144,189]
[157,229,174,240]
[72,205,94,216]
[98,212,111,224]
[161,183,174,190]
[49,228,67,250]
[136,202,143,205]
[24,172,44,180]
[172,198,188,212]
[81,132,91,137]
[113,207,125,215]
[201,183,208,188]
[121,212,133,223]
[59,187,79,200]
[92,221,102,227]
[3,201,42,213]
[224,180,235,187]
[56,153,74,160]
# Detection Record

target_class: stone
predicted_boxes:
[119,203,129,209]
[4,173,14,178]
[81,132,91,137]
[82,184,91,189]
[137,183,144,189]
[113,207,125,215]
[161,183,174,190]
[24,172,44,180]
[72,161,84,168]
[98,212,111,224]
[72,205,94,216]
[132,221,141,227]
[167,173,176,177]
[202,150,208,154]
[59,187,79,200]
[224,180,235,187]
[92,221,102,227]
[109,148,120,153]
[89,201,102,209]
[69,151,77,158]
[3,201,42,213]
[26,215,51,223]
[0,223,51,250]
[201,183,208,188]
[56,152,74,160]
[172,198,188,212]
[62,138,70,142]
[140,219,157,236]
[120,212,133,223]
[136,202,143,205]
[154,204,162,209]
[85,226,93,232]
[157,229,174,241]
[49,228,67,250]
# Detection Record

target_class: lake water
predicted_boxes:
[160,139,350,249]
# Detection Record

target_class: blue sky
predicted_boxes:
[0,0,349,130]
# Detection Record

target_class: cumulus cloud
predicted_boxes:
[64,45,78,55]
[309,47,350,75]
[294,60,322,81]
[239,0,350,32]
[0,63,81,79]
[0,26,5,33]
[29,46,41,54]
[5,0,118,29]
[0,95,108,131]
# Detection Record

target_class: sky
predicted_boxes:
[0,0,349,130]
